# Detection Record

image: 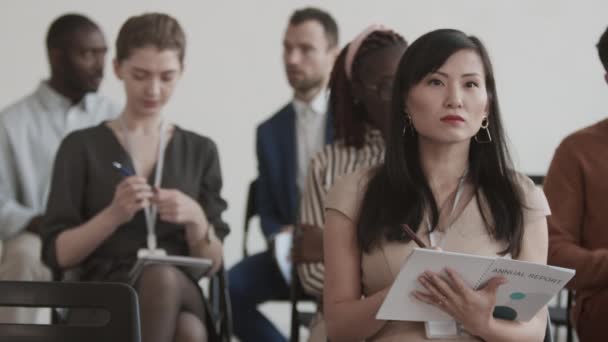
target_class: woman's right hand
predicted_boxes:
[413,268,507,337]
[107,176,153,225]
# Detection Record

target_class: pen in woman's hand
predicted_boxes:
[401,224,428,249]
[112,161,135,177]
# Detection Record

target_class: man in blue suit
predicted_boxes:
[229,7,338,342]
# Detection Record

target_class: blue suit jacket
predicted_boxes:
[256,102,333,238]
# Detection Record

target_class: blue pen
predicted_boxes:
[112,161,135,177]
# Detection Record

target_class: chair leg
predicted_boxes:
[221,270,233,342]
[552,324,557,342]
[290,283,300,342]
[566,291,573,342]
[207,266,234,342]
[545,321,552,342]
[566,325,573,342]
[290,263,302,342]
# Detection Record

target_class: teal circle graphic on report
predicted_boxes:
[510,292,526,300]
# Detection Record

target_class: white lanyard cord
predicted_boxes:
[427,171,468,248]
[120,117,167,251]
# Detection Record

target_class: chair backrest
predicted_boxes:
[242,179,258,258]
[0,281,140,342]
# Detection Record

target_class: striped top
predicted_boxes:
[297,129,385,297]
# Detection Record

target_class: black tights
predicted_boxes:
[136,265,208,342]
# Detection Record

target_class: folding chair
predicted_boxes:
[241,179,315,340]
[0,281,140,342]
[527,174,574,342]
[548,289,574,342]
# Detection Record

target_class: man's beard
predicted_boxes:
[64,64,102,94]
[290,76,324,95]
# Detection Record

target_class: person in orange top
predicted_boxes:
[545,26,608,342]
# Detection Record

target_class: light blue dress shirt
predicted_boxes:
[0,81,120,241]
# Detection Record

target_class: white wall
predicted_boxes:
[1,0,607,268]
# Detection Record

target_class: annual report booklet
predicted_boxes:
[376,248,575,322]
[128,254,213,284]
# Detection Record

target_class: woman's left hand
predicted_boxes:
[412,268,507,337]
[152,188,209,239]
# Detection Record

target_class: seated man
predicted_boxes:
[545,25,608,342]
[228,7,338,342]
[0,13,119,323]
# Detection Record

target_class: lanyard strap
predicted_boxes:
[427,170,468,248]
[120,117,167,251]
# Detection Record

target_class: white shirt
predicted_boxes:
[0,81,120,239]
[293,91,328,195]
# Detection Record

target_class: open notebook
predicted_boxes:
[128,254,213,284]
[377,248,575,322]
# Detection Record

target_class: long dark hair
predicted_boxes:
[329,31,406,148]
[357,29,525,257]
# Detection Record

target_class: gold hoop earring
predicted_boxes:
[474,116,492,143]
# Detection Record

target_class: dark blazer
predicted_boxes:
[255,102,333,238]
